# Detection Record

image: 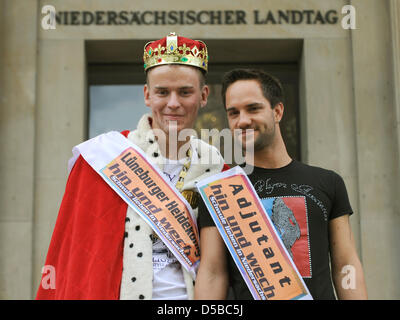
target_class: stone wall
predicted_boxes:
[0,0,398,299]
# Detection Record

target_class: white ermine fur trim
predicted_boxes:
[119,114,224,300]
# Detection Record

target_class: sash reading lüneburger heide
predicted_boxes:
[196,166,313,300]
[68,131,200,279]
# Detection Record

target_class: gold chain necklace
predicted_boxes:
[174,147,192,191]
[151,146,198,242]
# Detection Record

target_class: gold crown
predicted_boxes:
[143,32,208,73]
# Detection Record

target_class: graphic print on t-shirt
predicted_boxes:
[261,196,311,278]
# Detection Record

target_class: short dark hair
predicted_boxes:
[145,65,207,88]
[221,68,284,108]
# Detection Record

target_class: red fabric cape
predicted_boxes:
[36,131,130,300]
[36,129,230,300]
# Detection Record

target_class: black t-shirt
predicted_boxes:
[198,160,353,300]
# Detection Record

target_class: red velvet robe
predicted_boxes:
[36,131,131,299]
[36,130,230,300]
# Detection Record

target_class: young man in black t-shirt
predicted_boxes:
[194,69,368,300]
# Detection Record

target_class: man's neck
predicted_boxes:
[246,139,292,169]
[253,150,292,169]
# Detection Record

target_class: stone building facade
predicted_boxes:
[0,0,399,299]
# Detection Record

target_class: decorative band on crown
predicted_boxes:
[143,32,208,73]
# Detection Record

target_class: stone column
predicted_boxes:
[0,0,38,299]
[32,38,86,295]
[299,37,361,256]
[350,0,400,299]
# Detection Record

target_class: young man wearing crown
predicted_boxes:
[36,33,227,300]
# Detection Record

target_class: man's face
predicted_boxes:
[144,65,209,136]
[225,79,282,152]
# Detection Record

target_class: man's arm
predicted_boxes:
[329,214,368,299]
[194,226,229,299]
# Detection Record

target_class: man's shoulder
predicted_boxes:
[190,137,224,162]
[294,160,338,177]
[247,160,336,177]
[191,136,220,151]
[293,161,345,188]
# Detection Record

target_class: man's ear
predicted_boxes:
[200,85,210,108]
[274,102,284,123]
[144,84,151,107]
